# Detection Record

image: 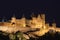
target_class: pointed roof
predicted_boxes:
[31,12,35,17]
[37,14,41,19]
[41,14,45,18]
[11,14,16,20]
[40,14,45,20]
[52,20,56,27]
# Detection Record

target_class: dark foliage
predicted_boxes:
[0,31,60,40]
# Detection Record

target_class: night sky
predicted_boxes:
[0,0,59,26]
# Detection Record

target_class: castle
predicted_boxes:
[0,14,60,36]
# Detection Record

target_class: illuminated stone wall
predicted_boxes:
[0,14,60,37]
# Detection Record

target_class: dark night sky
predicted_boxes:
[0,0,60,27]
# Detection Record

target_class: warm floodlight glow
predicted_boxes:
[0,14,60,39]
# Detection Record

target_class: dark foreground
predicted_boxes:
[0,31,60,40]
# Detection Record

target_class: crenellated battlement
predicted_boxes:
[0,14,60,37]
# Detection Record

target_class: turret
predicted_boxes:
[31,13,36,20]
[11,14,16,26]
[20,14,26,27]
[37,14,41,20]
[41,14,45,29]
[41,14,45,20]
[52,22,56,28]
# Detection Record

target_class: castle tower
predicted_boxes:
[41,14,45,20]
[37,14,42,21]
[37,14,41,19]
[41,14,46,29]
[20,14,26,27]
[52,20,56,28]
[52,22,56,28]
[45,23,49,29]
[21,14,26,20]
[11,14,16,25]
[31,13,36,20]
